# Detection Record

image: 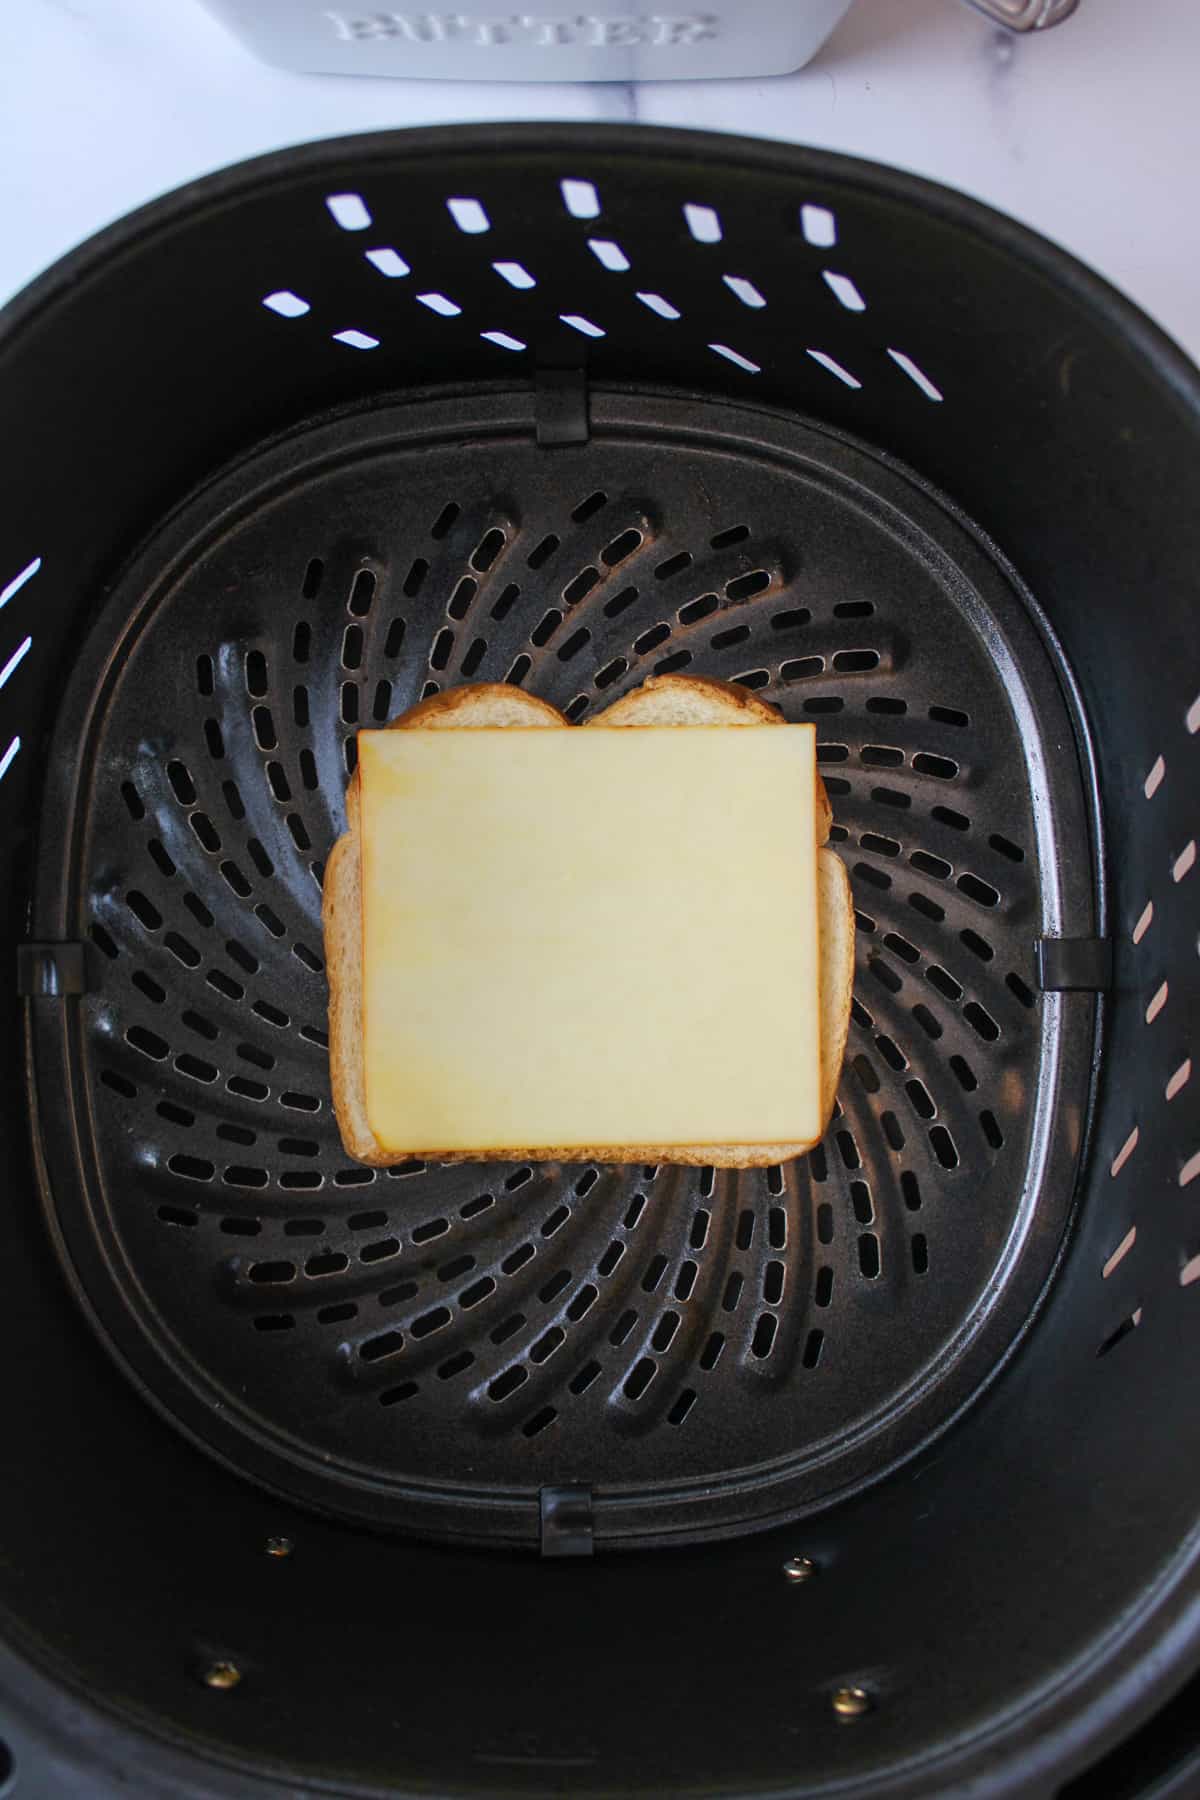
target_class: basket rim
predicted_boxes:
[0,123,1198,432]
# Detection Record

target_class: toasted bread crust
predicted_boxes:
[324,675,854,1168]
[322,832,384,1164]
[595,672,781,728]
[395,683,568,731]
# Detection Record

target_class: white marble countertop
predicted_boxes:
[2,0,1198,365]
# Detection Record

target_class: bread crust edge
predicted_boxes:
[324,675,854,1168]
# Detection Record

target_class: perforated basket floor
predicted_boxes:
[27,387,1096,1548]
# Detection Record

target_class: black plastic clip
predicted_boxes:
[539,1485,595,1558]
[1035,936,1112,992]
[17,942,89,998]
[535,368,589,447]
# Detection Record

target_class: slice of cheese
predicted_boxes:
[357,724,820,1154]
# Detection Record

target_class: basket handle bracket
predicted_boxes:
[535,368,590,448]
[17,941,89,998]
[1036,936,1112,991]
[540,1484,595,1558]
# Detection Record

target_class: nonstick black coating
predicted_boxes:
[27,387,1095,1547]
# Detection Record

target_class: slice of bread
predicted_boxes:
[323,676,854,1168]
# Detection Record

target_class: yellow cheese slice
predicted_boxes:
[358,724,820,1154]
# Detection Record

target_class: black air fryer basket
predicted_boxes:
[1,125,1197,1799]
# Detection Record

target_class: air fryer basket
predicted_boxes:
[1,125,1197,1798]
